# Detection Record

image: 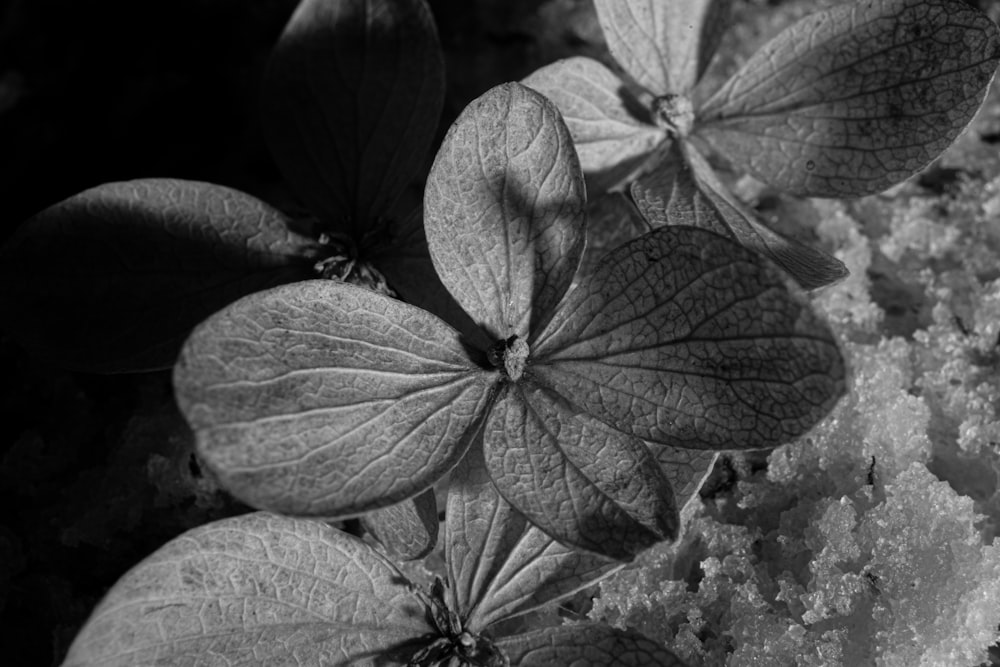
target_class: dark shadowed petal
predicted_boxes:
[482,382,677,560]
[532,226,845,450]
[593,0,733,95]
[61,513,434,667]
[693,0,1000,197]
[498,625,687,666]
[424,83,586,342]
[174,280,494,517]
[631,141,848,289]
[261,0,443,235]
[522,57,663,194]
[361,488,439,561]
[371,208,492,352]
[0,179,318,373]
[445,445,622,632]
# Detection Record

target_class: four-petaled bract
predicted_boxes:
[174,82,845,561]
[54,450,696,667]
[524,0,1000,288]
[60,449,689,667]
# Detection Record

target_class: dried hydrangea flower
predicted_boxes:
[174,83,845,561]
[525,0,1000,288]
[59,450,689,666]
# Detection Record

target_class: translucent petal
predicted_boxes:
[174,280,493,517]
[424,83,586,342]
[695,0,1000,197]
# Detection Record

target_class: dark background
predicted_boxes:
[0,1,601,663]
[3,1,1000,665]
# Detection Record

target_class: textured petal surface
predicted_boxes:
[360,488,439,561]
[262,0,443,233]
[371,209,491,352]
[424,83,586,341]
[498,625,687,666]
[62,513,433,667]
[522,57,663,194]
[631,141,847,289]
[445,446,621,631]
[694,0,1000,197]
[651,444,719,513]
[0,179,317,372]
[533,226,845,450]
[482,383,677,560]
[593,0,733,94]
[174,280,493,517]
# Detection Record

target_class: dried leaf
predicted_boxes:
[631,141,848,289]
[482,383,677,560]
[61,513,433,667]
[522,57,663,193]
[174,280,493,517]
[0,179,317,372]
[424,83,586,341]
[498,625,687,666]
[533,225,845,450]
[445,446,622,631]
[362,488,439,561]
[262,0,444,234]
[694,0,1000,197]
[593,0,733,94]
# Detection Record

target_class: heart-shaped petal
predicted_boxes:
[533,226,845,450]
[424,83,586,342]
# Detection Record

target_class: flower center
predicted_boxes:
[312,219,397,297]
[651,93,695,137]
[411,577,510,667]
[487,335,530,382]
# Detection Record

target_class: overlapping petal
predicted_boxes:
[361,487,439,560]
[262,0,444,234]
[651,444,719,513]
[174,280,493,517]
[62,513,434,667]
[594,0,732,95]
[0,179,318,372]
[371,209,491,351]
[631,141,848,289]
[483,383,678,559]
[446,446,622,630]
[694,0,1000,197]
[424,83,586,341]
[523,57,662,193]
[532,226,845,450]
